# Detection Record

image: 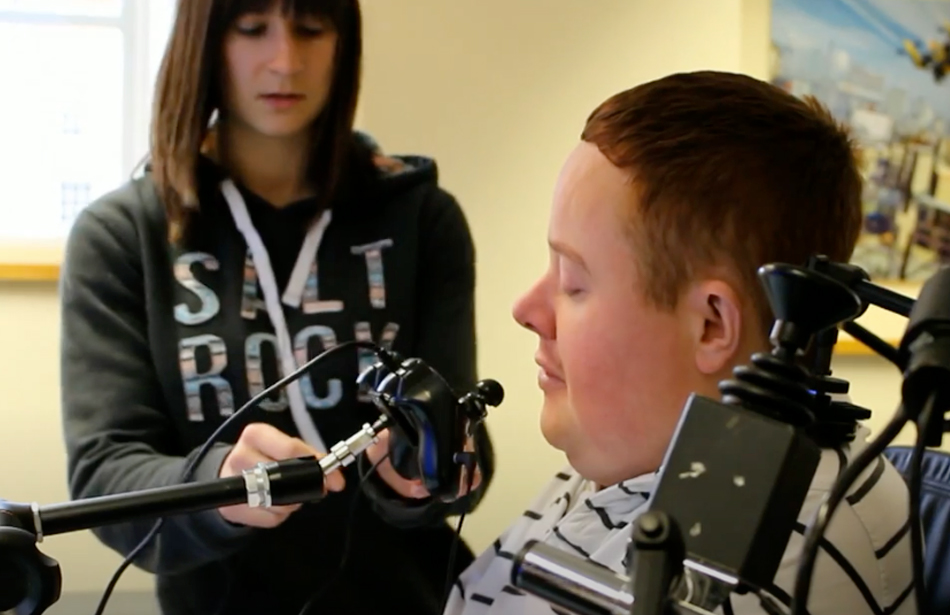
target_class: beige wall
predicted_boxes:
[0,0,925,597]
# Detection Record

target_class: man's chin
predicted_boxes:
[538,405,571,452]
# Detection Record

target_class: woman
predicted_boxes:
[58,1,493,614]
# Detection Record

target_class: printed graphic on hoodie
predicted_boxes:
[173,240,399,421]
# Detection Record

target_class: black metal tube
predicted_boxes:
[854,280,914,317]
[37,455,334,537]
[0,420,385,615]
[39,475,249,536]
[265,457,326,506]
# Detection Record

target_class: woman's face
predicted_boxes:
[221,4,338,139]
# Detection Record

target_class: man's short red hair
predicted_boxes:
[581,71,863,334]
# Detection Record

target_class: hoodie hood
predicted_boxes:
[353,130,441,196]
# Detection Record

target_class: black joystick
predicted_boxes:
[719,263,863,429]
[758,264,864,359]
[357,357,502,500]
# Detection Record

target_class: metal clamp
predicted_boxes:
[243,463,274,508]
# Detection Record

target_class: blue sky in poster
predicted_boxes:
[771,0,950,130]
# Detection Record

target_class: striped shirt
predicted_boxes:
[444,426,916,615]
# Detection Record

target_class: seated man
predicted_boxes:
[445,71,916,615]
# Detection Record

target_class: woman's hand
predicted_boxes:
[217,423,346,527]
[365,428,482,500]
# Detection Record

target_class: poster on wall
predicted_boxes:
[770,0,950,284]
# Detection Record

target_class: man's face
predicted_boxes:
[512,142,730,487]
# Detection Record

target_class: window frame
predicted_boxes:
[0,0,171,281]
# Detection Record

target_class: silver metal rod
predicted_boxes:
[511,540,633,615]
[319,416,390,475]
[243,415,390,509]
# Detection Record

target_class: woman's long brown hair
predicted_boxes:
[149,0,361,243]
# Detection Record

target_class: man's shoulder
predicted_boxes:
[763,442,915,615]
[809,434,912,560]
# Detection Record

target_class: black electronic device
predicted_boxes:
[0,342,504,615]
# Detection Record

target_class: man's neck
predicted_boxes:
[217,120,315,208]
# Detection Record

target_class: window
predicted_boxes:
[61,112,83,136]
[0,0,176,240]
[60,182,92,221]
[0,1,122,17]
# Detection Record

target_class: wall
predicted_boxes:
[357,0,747,551]
[0,0,919,598]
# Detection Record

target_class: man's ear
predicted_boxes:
[682,280,744,375]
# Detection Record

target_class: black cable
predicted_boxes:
[908,393,936,615]
[791,402,911,615]
[440,454,477,612]
[92,340,391,615]
[92,516,161,615]
[296,452,391,615]
[298,451,479,614]
[442,513,468,606]
[755,590,786,615]
[722,596,736,615]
